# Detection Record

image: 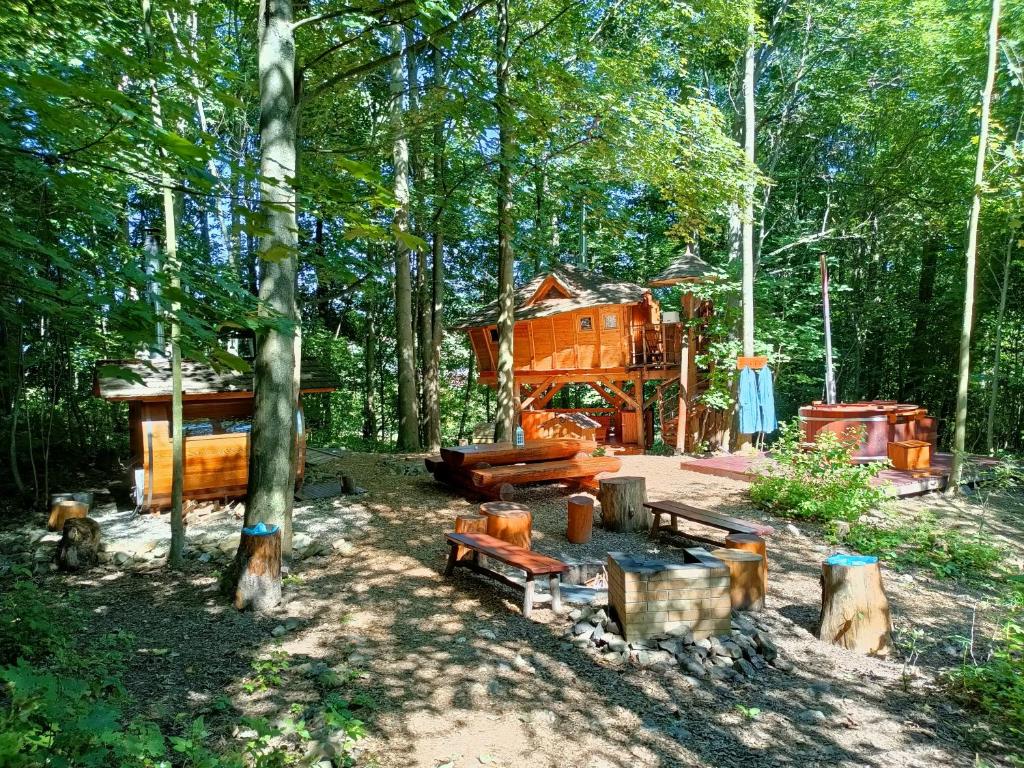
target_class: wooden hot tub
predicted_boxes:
[798,401,937,461]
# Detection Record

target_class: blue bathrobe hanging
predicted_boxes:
[757,366,778,434]
[738,366,762,434]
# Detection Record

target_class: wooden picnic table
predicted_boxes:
[644,499,774,546]
[439,438,597,468]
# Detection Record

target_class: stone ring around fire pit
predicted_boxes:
[607,549,732,642]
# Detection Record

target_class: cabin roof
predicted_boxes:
[459,263,650,328]
[94,357,340,401]
[648,248,719,286]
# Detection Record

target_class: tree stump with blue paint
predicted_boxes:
[232,522,282,613]
[817,554,891,655]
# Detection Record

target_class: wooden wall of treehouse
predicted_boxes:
[129,397,306,510]
[468,301,661,377]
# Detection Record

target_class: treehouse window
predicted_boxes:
[579,316,593,331]
[603,314,618,330]
[490,328,499,343]
[182,418,253,437]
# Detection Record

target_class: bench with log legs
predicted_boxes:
[444,532,568,618]
[644,500,774,546]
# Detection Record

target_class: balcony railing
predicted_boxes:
[628,322,683,368]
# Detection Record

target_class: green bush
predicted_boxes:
[749,420,887,522]
[839,516,1004,581]
[948,580,1024,754]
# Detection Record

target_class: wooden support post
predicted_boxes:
[817,554,891,655]
[566,494,594,543]
[599,476,648,532]
[523,576,535,618]
[231,524,282,613]
[634,375,646,449]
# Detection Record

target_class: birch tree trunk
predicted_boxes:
[949,0,1000,490]
[243,0,299,556]
[390,25,421,451]
[985,233,1014,453]
[741,20,756,359]
[494,0,517,443]
[141,0,184,568]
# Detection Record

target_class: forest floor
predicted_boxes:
[4,452,1022,768]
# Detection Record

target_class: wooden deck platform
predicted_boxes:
[679,452,1001,498]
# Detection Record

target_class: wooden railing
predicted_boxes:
[629,322,683,368]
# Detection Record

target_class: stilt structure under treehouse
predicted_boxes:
[459,259,724,453]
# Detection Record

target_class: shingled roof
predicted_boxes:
[94,357,340,401]
[648,248,720,287]
[458,263,650,328]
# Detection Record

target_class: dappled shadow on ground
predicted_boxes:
[50,452,1007,767]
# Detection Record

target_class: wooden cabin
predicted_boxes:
[95,358,339,510]
[460,260,722,453]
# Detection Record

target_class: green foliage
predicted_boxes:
[948,580,1024,755]
[648,440,676,457]
[0,576,366,767]
[838,516,1004,581]
[749,421,887,522]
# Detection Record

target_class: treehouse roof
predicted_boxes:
[648,248,720,287]
[94,357,340,401]
[459,263,651,329]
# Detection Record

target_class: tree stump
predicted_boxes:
[231,523,282,613]
[340,474,357,494]
[725,533,768,602]
[598,476,647,532]
[454,513,488,561]
[566,495,594,544]
[56,518,101,572]
[47,500,88,532]
[710,548,765,611]
[817,554,891,655]
[479,501,532,548]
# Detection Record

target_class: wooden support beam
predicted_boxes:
[519,376,558,411]
[600,378,640,411]
[534,382,565,409]
[587,381,622,408]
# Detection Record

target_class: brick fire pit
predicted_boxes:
[607,550,732,641]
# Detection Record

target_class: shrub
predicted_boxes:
[948,580,1024,754]
[839,516,1004,581]
[749,420,887,522]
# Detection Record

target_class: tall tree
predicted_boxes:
[493,0,516,443]
[390,24,421,451]
[242,0,300,554]
[949,0,1001,489]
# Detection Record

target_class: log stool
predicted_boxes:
[817,554,891,655]
[725,533,767,601]
[231,522,282,613]
[479,501,532,549]
[47,500,88,532]
[566,495,594,544]
[598,476,648,532]
[710,548,765,612]
[454,513,488,561]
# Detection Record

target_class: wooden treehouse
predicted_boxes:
[95,358,340,510]
[460,257,726,453]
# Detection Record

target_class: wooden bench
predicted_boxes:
[469,456,621,489]
[444,532,569,618]
[644,499,774,546]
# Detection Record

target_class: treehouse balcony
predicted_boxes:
[628,322,683,371]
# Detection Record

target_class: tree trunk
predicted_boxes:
[817,555,891,655]
[986,233,1014,453]
[390,25,420,451]
[949,0,1000,490]
[141,0,184,568]
[494,0,516,443]
[362,287,379,442]
[423,44,447,453]
[230,526,282,612]
[243,0,299,557]
[599,476,648,532]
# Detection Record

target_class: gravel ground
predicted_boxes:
[6,451,1021,767]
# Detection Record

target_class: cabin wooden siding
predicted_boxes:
[131,397,306,510]
[471,304,636,376]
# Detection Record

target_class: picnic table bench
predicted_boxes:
[644,499,774,546]
[444,532,568,618]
